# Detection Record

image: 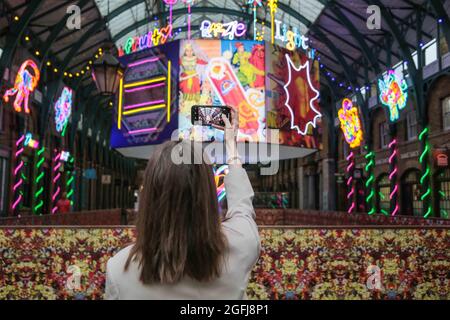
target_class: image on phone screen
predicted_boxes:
[191,106,231,127]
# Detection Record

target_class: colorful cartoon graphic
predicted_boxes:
[178,40,266,142]
[54,86,73,134]
[338,98,364,149]
[378,70,408,123]
[267,44,321,148]
[3,59,40,114]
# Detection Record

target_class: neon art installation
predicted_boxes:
[419,127,432,218]
[164,0,177,37]
[389,139,400,216]
[214,165,229,202]
[24,132,39,149]
[378,70,408,122]
[268,0,279,44]
[3,59,40,114]
[283,54,321,136]
[275,20,309,52]
[34,146,45,215]
[182,0,195,39]
[338,98,363,149]
[346,151,356,214]
[118,25,173,56]
[52,151,62,214]
[364,148,376,215]
[54,86,73,134]
[247,0,263,40]
[200,20,247,40]
[12,135,25,213]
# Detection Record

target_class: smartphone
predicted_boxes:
[191,105,232,127]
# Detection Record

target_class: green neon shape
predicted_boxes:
[381,209,389,216]
[419,127,429,141]
[365,176,374,188]
[421,188,431,201]
[424,207,432,218]
[67,190,74,198]
[35,187,44,198]
[441,210,448,218]
[438,191,446,198]
[37,147,45,156]
[34,200,44,211]
[36,157,45,169]
[66,176,74,186]
[379,192,385,200]
[420,167,430,184]
[368,208,376,215]
[36,172,44,183]
[419,144,430,163]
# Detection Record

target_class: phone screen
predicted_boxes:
[191,106,231,127]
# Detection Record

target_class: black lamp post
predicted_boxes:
[91,50,124,96]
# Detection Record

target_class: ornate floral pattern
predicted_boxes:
[0,227,448,300]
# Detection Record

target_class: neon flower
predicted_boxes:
[338,98,364,149]
[54,86,73,134]
[378,70,408,122]
[283,54,321,136]
[3,59,40,114]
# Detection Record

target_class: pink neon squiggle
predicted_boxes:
[348,187,355,199]
[123,100,165,110]
[388,139,397,148]
[15,148,24,157]
[53,172,61,183]
[13,179,23,191]
[16,135,25,146]
[389,150,397,164]
[348,202,356,214]
[52,206,58,214]
[390,185,399,200]
[391,205,400,216]
[124,82,165,93]
[346,152,354,162]
[54,163,62,172]
[12,195,22,210]
[14,161,24,175]
[347,176,353,186]
[52,186,61,202]
[389,167,398,180]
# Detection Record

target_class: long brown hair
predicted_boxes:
[125,141,226,284]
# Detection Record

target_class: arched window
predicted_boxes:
[401,169,422,216]
[436,169,450,219]
[376,174,390,215]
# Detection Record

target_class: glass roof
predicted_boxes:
[94,0,325,49]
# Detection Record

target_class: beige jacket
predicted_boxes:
[105,166,260,300]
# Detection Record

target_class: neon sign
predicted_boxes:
[378,70,408,122]
[3,59,40,114]
[274,20,309,51]
[118,25,173,57]
[54,86,73,134]
[24,133,39,149]
[283,54,321,136]
[338,98,363,149]
[200,20,247,40]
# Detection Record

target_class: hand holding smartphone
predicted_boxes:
[191,105,232,127]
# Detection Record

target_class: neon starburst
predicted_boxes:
[283,54,321,135]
